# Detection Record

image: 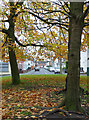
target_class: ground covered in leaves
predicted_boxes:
[2,75,89,119]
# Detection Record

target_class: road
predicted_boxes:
[21,68,55,75]
[0,68,87,77]
[21,68,87,76]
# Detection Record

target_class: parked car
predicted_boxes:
[64,68,67,73]
[54,67,60,74]
[49,67,55,72]
[35,66,40,71]
[44,66,48,70]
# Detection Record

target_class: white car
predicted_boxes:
[54,67,60,74]
[44,66,48,69]
[49,67,55,72]
[35,66,40,71]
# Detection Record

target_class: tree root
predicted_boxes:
[54,87,88,95]
[58,99,65,108]
[54,88,67,95]
[39,108,70,117]
[38,107,89,119]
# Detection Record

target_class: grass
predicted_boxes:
[1,74,88,90]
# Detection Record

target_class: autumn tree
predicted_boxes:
[0,0,69,85]
[24,1,88,112]
[0,1,45,85]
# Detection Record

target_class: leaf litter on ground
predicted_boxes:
[2,86,89,119]
[2,75,89,119]
[2,86,65,119]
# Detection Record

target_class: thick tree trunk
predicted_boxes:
[8,47,20,85]
[8,2,20,85]
[65,2,84,111]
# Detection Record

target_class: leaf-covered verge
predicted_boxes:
[1,75,89,119]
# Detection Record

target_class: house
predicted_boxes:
[18,59,35,72]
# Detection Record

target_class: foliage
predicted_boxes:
[0,1,88,63]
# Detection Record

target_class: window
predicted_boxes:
[0,62,9,72]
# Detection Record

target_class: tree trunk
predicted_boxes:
[65,2,84,111]
[8,47,20,85]
[8,2,20,85]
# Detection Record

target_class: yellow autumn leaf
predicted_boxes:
[31,115,37,118]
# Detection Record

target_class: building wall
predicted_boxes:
[80,51,87,72]
[87,47,89,75]
[0,62,11,75]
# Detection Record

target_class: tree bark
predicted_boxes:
[65,2,84,111]
[8,2,20,85]
[8,47,20,85]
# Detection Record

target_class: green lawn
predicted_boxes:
[1,74,87,90]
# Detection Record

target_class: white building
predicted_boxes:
[80,51,87,73]
[0,61,11,76]
[18,59,35,71]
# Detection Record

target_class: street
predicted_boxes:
[21,67,55,75]
[21,68,87,76]
[0,67,87,77]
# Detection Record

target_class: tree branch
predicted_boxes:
[26,6,71,18]
[27,11,69,28]
[83,28,88,34]
[81,5,89,20]
[83,22,89,27]
[2,36,8,47]
[35,18,47,40]
[60,2,70,15]
[15,36,46,47]
[15,2,23,7]
[15,10,69,28]
[64,2,70,11]
[1,20,9,22]
[0,28,9,34]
